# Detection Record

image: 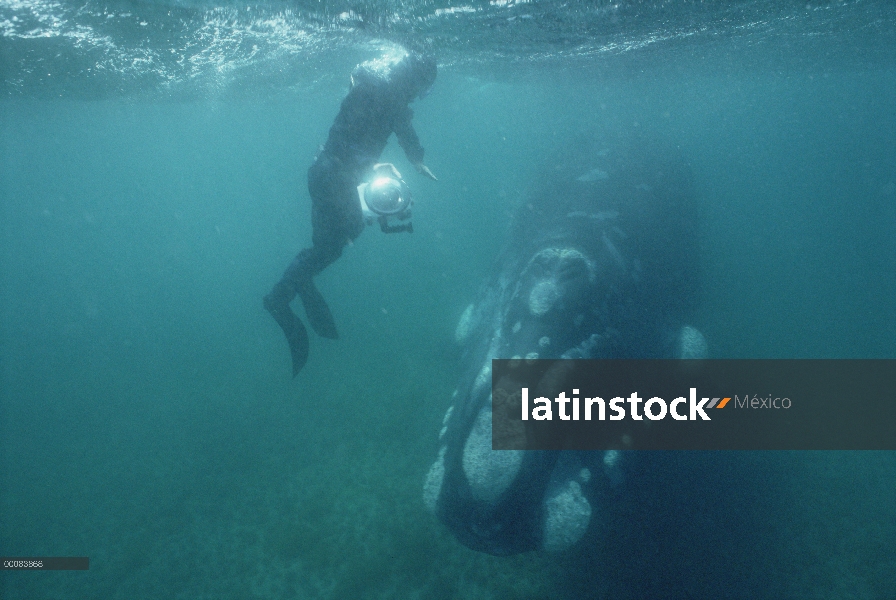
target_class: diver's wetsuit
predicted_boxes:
[265,54,433,377]
[297,79,426,281]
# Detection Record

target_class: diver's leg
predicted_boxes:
[289,244,341,340]
[263,271,310,377]
[296,155,365,339]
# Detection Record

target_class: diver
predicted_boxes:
[264,51,438,377]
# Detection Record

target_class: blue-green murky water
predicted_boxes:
[2,0,895,597]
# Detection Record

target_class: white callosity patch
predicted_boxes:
[675,325,708,359]
[603,450,623,487]
[454,303,476,344]
[603,450,620,469]
[462,408,523,505]
[528,279,561,316]
[442,405,454,425]
[534,247,594,276]
[541,480,592,552]
[525,247,596,317]
[473,362,491,393]
[423,446,447,513]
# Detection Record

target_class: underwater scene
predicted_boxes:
[1,0,895,597]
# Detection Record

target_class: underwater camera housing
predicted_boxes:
[357,177,414,234]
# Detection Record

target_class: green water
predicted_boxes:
[2,0,896,596]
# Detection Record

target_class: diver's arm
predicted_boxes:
[371,160,434,186]
[394,108,438,181]
[413,163,437,180]
[372,162,402,179]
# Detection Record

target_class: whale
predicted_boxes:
[424,133,708,555]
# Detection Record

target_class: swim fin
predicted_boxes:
[298,280,339,340]
[264,289,310,377]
